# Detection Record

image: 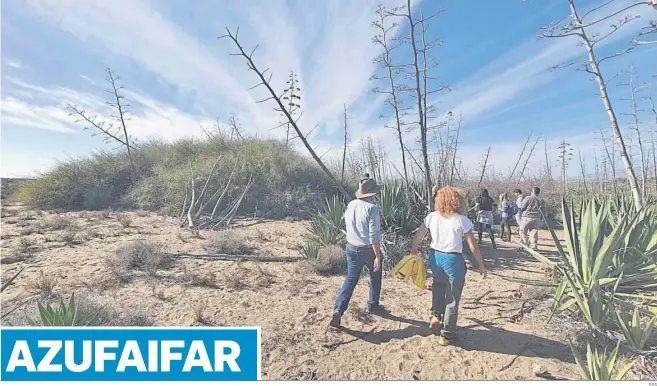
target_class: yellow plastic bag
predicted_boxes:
[391,255,427,290]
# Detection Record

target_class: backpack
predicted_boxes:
[505,202,518,216]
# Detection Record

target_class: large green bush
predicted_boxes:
[14,138,344,219]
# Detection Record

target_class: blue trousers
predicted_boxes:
[334,244,382,315]
[429,250,466,337]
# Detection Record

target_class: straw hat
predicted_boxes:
[356,174,381,199]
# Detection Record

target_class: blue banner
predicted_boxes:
[0,327,260,382]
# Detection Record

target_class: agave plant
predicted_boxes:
[616,306,657,351]
[300,242,320,261]
[308,196,346,246]
[570,340,635,380]
[37,293,79,326]
[518,197,657,330]
[375,182,424,237]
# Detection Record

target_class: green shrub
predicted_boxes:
[14,138,343,220]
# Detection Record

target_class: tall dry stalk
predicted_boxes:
[539,0,649,210]
[620,66,648,196]
[372,6,410,184]
[220,28,351,200]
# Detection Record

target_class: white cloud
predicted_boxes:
[21,0,418,140]
[1,79,216,141]
[4,59,25,69]
[438,0,656,125]
[1,97,77,133]
[79,75,96,85]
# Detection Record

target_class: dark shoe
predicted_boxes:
[330,311,341,328]
[367,304,386,315]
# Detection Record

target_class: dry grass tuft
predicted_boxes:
[18,227,36,236]
[26,271,57,297]
[182,265,218,288]
[42,215,73,231]
[308,245,346,276]
[225,270,246,291]
[82,228,103,241]
[116,213,133,228]
[150,282,167,301]
[59,231,80,246]
[107,240,168,280]
[204,230,254,255]
[254,266,275,288]
[1,253,31,264]
[191,300,209,324]
[17,237,36,254]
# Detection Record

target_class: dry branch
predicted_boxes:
[219,28,350,200]
[539,0,646,209]
[167,252,302,263]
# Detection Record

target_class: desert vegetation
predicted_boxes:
[2,0,657,381]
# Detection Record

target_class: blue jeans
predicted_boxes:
[334,244,382,315]
[429,250,466,337]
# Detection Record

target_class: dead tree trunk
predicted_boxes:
[404,0,432,204]
[578,147,589,194]
[516,136,540,185]
[220,28,351,200]
[582,41,642,209]
[542,0,645,209]
[372,6,410,184]
[341,104,348,184]
[543,137,553,180]
[449,113,462,186]
[510,133,532,181]
[649,95,657,193]
[620,65,648,197]
[477,147,491,189]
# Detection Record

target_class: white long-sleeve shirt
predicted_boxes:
[344,198,381,247]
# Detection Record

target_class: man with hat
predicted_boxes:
[330,173,384,328]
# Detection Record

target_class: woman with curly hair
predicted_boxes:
[411,187,487,346]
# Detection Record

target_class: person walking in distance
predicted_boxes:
[498,193,516,242]
[330,174,384,328]
[410,187,487,346]
[519,187,542,251]
[475,189,496,249]
[513,189,524,230]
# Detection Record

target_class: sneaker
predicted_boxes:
[329,311,341,328]
[367,304,386,315]
[429,316,442,331]
[438,335,451,346]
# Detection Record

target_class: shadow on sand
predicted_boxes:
[337,311,573,364]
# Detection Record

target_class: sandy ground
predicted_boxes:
[0,202,580,380]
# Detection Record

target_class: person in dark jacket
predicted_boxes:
[474,189,496,249]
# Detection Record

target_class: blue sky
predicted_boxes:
[1,0,656,178]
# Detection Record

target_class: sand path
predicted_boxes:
[0,203,577,380]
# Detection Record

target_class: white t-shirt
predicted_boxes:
[423,211,474,254]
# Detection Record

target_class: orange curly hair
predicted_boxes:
[434,187,467,216]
